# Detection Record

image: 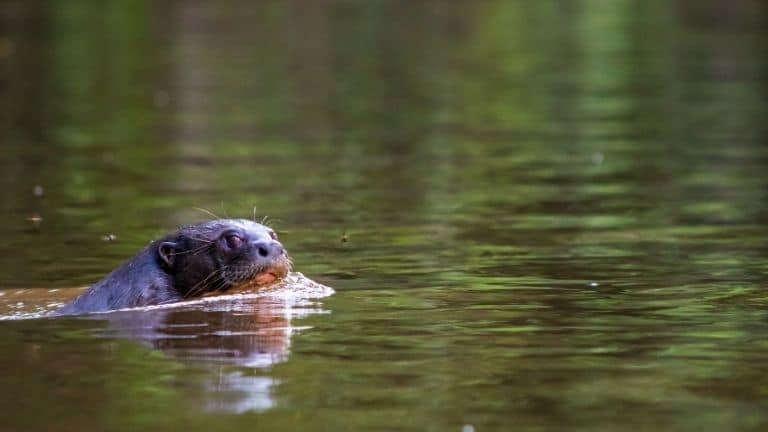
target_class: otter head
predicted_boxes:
[156,219,291,298]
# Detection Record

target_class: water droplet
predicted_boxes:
[27,213,43,227]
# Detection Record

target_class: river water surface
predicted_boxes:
[1,1,768,431]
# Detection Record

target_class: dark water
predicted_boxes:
[2,1,768,431]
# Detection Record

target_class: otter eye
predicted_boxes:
[269,230,278,240]
[225,234,244,249]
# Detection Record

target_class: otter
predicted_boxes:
[55,219,291,315]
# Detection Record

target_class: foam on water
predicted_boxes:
[0,272,334,320]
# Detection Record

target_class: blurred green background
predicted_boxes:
[1,1,768,431]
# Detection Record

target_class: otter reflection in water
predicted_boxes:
[94,280,332,413]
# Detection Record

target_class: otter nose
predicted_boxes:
[251,240,284,258]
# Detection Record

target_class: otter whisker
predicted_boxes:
[192,207,221,220]
[186,279,218,299]
[185,236,214,244]
[266,218,283,230]
[212,277,232,294]
[184,268,224,299]
[169,241,213,258]
[260,217,283,231]
[169,243,211,257]
[195,268,223,290]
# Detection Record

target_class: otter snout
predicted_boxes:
[250,240,285,259]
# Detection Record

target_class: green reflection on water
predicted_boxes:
[1,0,768,431]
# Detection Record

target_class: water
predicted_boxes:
[1,1,768,431]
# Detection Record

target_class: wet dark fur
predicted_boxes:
[55,219,289,316]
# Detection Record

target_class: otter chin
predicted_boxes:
[55,219,291,315]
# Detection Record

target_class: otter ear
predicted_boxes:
[158,241,179,268]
